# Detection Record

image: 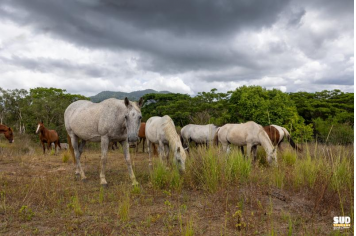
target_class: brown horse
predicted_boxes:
[36,122,61,154]
[263,125,301,152]
[136,122,146,152]
[0,124,14,143]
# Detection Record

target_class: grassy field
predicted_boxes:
[0,134,353,235]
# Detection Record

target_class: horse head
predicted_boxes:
[268,147,278,167]
[36,121,44,134]
[124,97,143,142]
[5,127,14,143]
[174,146,186,173]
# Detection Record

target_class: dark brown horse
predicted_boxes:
[0,124,14,143]
[263,125,301,152]
[36,122,61,154]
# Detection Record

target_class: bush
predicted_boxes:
[314,118,354,145]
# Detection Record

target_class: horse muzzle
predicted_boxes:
[9,139,14,144]
[128,135,139,143]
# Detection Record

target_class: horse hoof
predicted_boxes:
[82,178,88,183]
[101,183,108,188]
[75,174,81,181]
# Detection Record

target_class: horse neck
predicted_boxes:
[164,123,181,152]
[40,126,49,136]
[258,130,274,154]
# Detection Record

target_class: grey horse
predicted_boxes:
[64,97,143,186]
[180,124,218,149]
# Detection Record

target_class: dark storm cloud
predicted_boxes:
[0,56,109,78]
[0,0,291,73]
[0,0,353,93]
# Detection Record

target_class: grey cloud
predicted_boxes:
[0,56,109,78]
[0,0,353,94]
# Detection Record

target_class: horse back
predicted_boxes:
[263,125,280,146]
[65,99,127,141]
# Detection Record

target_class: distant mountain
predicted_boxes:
[90,89,171,103]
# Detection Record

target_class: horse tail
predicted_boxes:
[213,127,220,146]
[281,127,302,152]
[67,134,76,163]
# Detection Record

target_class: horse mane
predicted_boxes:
[258,125,275,153]
[162,116,181,150]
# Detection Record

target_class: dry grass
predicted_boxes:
[0,134,353,235]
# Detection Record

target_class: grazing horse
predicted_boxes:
[145,115,186,172]
[263,125,301,152]
[65,97,143,186]
[36,122,61,154]
[0,124,14,143]
[180,124,218,149]
[215,121,277,166]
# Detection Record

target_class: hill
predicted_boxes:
[90,89,171,102]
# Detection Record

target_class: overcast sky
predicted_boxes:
[0,0,353,96]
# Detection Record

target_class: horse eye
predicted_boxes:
[139,115,142,119]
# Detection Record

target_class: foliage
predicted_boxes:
[0,87,88,141]
[0,86,353,144]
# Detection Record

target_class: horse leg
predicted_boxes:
[136,138,140,153]
[147,139,153,170]
[158,141,165,163]
[99,136,109,186]
[251,145,258,162]
[69,134,87,181]
[47,142,52,153]
[54,142,58,155]
[142,138,145,153]
[41,141,45,154]
[121,139,138,186]
[79,140,86,155]
[164,144,170,165]
[246,144,252,161]
[239,146,245,156]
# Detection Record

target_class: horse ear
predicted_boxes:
[124,97,130,107]
[40,120,43,124]
[138,97,143,108]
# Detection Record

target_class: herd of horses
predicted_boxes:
[1,97,301,186]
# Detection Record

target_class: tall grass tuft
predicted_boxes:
[293,154,323,189]
[225,149,252,183]
[151,160,182,190]
[62,150,70,163]
[186,146,222,193]
[331,156,352,191]
[118,188,131,222]
[280,149,297,166]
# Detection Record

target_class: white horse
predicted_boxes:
[64,97,143,186]
[215,121,277,165]
[145,115,187,172]
[180,124,218,148]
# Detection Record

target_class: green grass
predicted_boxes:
[151,160,183,190]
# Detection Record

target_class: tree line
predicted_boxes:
[0,86,353,145]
